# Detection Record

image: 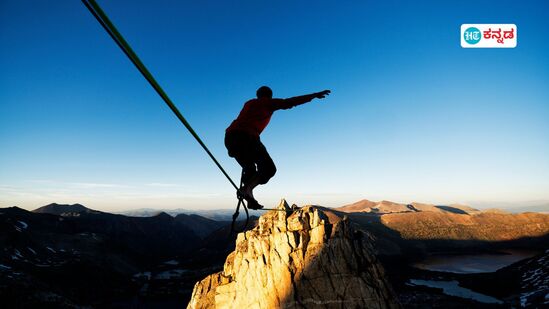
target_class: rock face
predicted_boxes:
[187,200,399,309]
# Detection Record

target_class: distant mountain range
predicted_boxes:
[1,200,547,308]
[504,203,549,214]
[29,203,226,240]
[119,208,236,221]
[0,203,243,307]
[338,199,482,215]
[338,198,549,215]
[335,199,549,256]
[118,200,549,221]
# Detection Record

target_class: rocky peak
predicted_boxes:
[187,200,399,308]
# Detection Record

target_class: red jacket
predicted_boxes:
[226,94,315,138]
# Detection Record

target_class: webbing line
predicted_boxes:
[81,0,239,191]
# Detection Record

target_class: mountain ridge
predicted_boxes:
[337,199,483,215]
[32,203,100,216]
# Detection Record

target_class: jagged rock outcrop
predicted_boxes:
[187,200,399,308]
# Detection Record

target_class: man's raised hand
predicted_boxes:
[315,90,331,99]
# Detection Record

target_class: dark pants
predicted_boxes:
[224,131,276,186]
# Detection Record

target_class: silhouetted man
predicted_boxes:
[225,86,331,209]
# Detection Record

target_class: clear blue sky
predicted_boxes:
[1,0,548,211]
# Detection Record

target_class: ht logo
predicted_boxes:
[464,27,481,44]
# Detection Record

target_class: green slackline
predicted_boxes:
[81,0,240,192]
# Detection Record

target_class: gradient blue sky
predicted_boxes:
[1,0,548,211]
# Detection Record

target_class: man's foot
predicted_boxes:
[238,189,263,210]
[246,196,263,210]
[238,178,263,210]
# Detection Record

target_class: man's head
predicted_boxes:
[256,86,273,99]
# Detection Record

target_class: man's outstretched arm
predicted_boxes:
[272,90,331,110]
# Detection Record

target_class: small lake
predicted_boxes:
[409,279,503,304]
[413,250,539,273]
